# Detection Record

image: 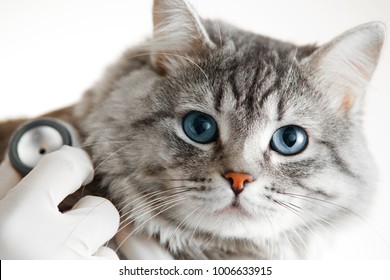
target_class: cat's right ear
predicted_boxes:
[151,0,215,75]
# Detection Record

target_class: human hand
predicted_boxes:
[0,146,120,259]
[115,224,174,260]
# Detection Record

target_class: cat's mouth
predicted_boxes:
[214,199,251,218]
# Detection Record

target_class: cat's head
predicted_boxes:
[81,0,385,255]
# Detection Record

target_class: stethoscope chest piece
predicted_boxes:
[8,119,73,176]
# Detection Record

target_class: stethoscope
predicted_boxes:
[8,119,77,176]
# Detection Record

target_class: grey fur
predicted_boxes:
[73,0,385,259]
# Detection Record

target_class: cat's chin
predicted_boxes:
[187,202,296,240]
[191,206,265,239]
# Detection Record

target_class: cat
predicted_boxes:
[0,0,385,259]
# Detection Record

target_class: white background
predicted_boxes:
[0,0,389,259]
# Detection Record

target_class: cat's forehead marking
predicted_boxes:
[208,52,294,124]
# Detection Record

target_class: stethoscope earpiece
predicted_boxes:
[8,119,75,176]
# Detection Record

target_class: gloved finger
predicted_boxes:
[0,156,22,200]
[92,246,119,260]
[115,224,174,260]
[65,195,119,255]
[16,146,94,207]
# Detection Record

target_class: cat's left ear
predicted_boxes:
[151,0,215,75]
[304,22,385,114]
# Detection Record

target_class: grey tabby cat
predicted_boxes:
[71,0,384,259]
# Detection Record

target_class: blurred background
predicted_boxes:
[0,0,389,259]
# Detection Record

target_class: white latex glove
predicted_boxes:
[115,224,174,260]
[0,146,120,259]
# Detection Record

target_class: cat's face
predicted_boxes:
[80,0,384,256]
[113,47,372,241]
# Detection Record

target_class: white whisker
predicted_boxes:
[170,207,199,239]
[118,196,189,232]
[115,200,187,253]
[119,190,190,221]
[282,192,390,250]
[117,186,189,215]
[94,143,132,173]
[79,140,132,149]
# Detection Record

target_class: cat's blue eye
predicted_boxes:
[271,125,308,155]
[182,111,218,144]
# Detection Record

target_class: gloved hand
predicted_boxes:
[115,224,174,260]
[0,146,120,259]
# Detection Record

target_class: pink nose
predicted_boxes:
[224,172,253,195]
